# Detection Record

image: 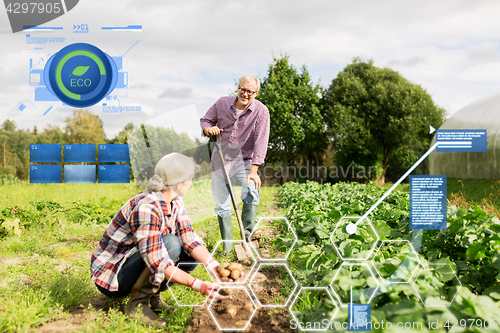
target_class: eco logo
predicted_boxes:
[4,0,79,33]
[44,43,118,108]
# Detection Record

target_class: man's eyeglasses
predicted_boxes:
[238,87,257,96]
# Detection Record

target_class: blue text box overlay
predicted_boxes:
[30,165,61,183]
[30,144,61,163]
[410,175,447,230]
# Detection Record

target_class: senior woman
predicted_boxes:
[91,153,229,328]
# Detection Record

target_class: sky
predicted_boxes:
[1,0,500,139]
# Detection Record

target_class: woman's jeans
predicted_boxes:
[96,234,198,298]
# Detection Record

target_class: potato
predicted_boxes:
[219,287,233,296]
[227,263,242,271]
[230,269,241,281]
[220,269,231,277]
[226,305,238,317]
[243,302,254,313]
[235,320,251,332]
[218,262,244,281]
[217,263,229,274]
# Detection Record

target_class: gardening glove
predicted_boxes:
[190,278,230,300]
[204,258,220,279]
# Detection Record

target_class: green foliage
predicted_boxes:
[35,124,65,144]
[64,109,107,144]
[0,286,63,333]
[0,110,118,181]
[322,58,446,183]
[421,205,500,293]
[279,181,400,285]
[0,120,36,179]
[0,173,19,185]
[47,265,97,310]
[65,200,118,225]
[257,54,328,181]
[290,289,337,326]
[0,197,123,239]
[0,183,189,332]
[128,124,211,184]
[109,122,134,144]
[1,205,50,231]
[278,181,500,331]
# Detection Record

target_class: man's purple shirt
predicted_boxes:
[200,96,270,175]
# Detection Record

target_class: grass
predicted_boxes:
[0,180,284,332]
[0,177,493,332]
[0,182,140,208]
[447,178,500,216]
[289,288,338,328]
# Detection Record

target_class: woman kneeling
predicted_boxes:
[91,153,229,328]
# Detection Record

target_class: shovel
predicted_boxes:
[209,134,255,261]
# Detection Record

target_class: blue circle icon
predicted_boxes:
[44,43,118,108]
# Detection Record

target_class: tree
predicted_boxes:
[322,58,446,184]
[128,124,199,184]
[0,120,35,179]
[109,123,134,144]
[36,124,65,144]
[257,54,328,182]
[64,109,107,144]
[10,129,35,179]
[2,120,16,132]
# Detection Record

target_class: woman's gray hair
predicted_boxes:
[239,74,260,91]
[148,153,198,191]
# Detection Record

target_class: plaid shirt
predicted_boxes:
[91,190,204,291]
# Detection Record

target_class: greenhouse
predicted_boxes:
[429,91,500,179]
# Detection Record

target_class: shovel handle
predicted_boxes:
[209,134,248,244]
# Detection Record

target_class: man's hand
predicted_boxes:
[191,278,230,300]
[204,126,222,136]
[247,164,261,189]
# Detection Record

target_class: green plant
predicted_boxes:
[0,286,63,333]
[278,181,500,332]
[47,264,97,310]
[65,201,116,225]
[0,173,19,185]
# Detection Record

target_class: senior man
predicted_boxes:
[200,74,270,252]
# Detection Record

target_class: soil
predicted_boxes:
[24,188,295,332]
[186,288,294,333]
[253,218,287,260]
[186,263,297,333]
[32,262,297,333]
[37,295,111,333]
[249,266,293,307]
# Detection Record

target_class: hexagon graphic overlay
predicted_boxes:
[207,286,258,331]
[166,262,213,307]
[329,263,380,307]
[371,240,421,284]
[210,240,257,285]
[330,216,379,261]
[289,287,339,332]
[251,217,297,261]
[248,263,298,308]
[412,262,462,307]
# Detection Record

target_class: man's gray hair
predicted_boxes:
[239,74,260,91]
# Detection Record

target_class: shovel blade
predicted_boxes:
[235,243,252,261]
